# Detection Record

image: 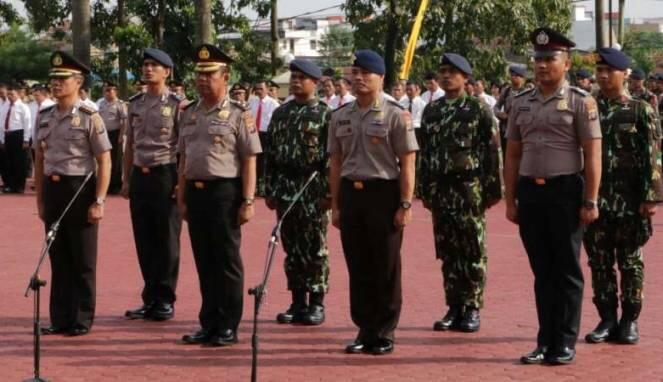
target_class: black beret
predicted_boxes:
[440,53,472,76]
[104,80,118,88]
[530,27,576,58]
[576,69,592,79]
[168,80,183,87]
[509,65,527,77]
[630,68,646,80]
[49,50,91,78]
[656,72,663,81]
[289,59,322,80]
[596,47,630,71]
[193,44,233,72]
[231,83,248,92]
[144,48,174,68]
[352,50,385,75]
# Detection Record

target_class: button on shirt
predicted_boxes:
[36,100,112,176]
[97,98,127,132]
[0,99,32,143]
[248,95,280,133]
[127,91,181,167]
[178,98,262,180]
[506,82,602,178]
[327,95,419,180]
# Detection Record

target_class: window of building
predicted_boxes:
[289,39,295,53]
[310,39,317,50]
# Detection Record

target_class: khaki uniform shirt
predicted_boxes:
[37,100,112,176]
[127,91,180,167]
[178,98,261,180]
[327,95,419,180]
[506,82,602,178]
[97,98,127,132]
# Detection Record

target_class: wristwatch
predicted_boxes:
[582,199,596,209]
[400,200,412,210]
[243,198,255,206]
[95,197,105,206]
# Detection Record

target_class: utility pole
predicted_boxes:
[595,0,605,49]
[270,0,279,76]
[72,0,91,67]
[618,0,625,45]
[384,0,399,89]
[118,0,128,99]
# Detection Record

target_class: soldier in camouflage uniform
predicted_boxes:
[265,59,331,326]
[584,48,663,345]
[419,53,503,333]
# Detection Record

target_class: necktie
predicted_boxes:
[4,102,13,131]
[408,98,412,113]
[256,100,263,131]
[339,96,344,108]
[429,92,433,103]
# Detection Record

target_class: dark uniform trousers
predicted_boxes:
[4,130,29,191]
[185,178,244,331]
[107,130,123,193]
[340,178,402,343]
[129,164,181,305]
[516,173,584,349]
[256,132,269,195]
[44,175,98,330]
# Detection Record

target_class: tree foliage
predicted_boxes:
[318,24,355,69]
[622,31,663,74]
[0,25,52,83]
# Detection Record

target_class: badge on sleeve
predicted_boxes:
[218,109,230,120]
[584,98,598,121]
[242,111,256,133]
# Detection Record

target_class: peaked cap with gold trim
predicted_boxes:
[194,44,234,73]
[49,50,91,78]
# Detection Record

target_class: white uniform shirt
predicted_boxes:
[321,94,338,107]
[0,99,32,143]
[29,98,56,143]
[80,97,99,112]
[421,87,445,104]
[329,93,356,110]
[401,96,427,128]
[248,95,280,133]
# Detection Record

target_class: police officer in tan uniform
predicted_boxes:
[328,50,418,355]
[177,45,261,347]
[97,81,127,194]
[123,48,182,321]
[505,28,602,365]
[36,51,112,336]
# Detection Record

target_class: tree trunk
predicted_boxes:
[118,0,128,99]
[384,0,399,88]
[195,0,213,45]
[72,0,91,67]
[618,0,625,45]
[156,0,166,47]
[595,0,605,49]
[270,0,279,76]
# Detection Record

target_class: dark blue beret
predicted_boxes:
[509,65,527,77]
[289,59,322,80]
[440,53,472,76]
[144,48,174,68]
[576,69,592,79]
[352,50,385,75]
[630,68,645,80]
[596,47,630,71]
[531,27,576,58]
[656,73,663,81]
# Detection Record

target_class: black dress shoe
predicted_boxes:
[585,319,618,343]
[459,307,480,332]
[182,328,214,345]
[345,340,368,354]
[40,326,68,335]
[149,303,174,321]
[367,339,394,355]
[433,305,463,331]
[207,329,238,347]
[520,346,548,365]
[125,303,154,320]
[544,347,575,365]
[276,303,307,324]
[301,304,325,326]
[617,320,639,344]
[66,325,90,337]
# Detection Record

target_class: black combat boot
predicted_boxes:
[301,292,325,326]
[458,306,480,332]
[433,305,464,331]
[585,300,618,343]
[618,301,641,345]
[276,289,308,324]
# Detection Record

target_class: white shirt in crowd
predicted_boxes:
[80,97,99,112]
[400,96,427,129]
[477,92,497,109]
[421,87,445,104]
[29,98,56,143]
[330,93,356,109]
[321,94,337,107]
[0,99,32,143]
[248,95,280,133]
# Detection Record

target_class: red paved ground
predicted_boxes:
[2,192,663,381]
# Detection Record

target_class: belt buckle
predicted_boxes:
[51,175,61,182]
[194,181,205,189]
[353,181,364,190]
[534,177,546,185]
[141,167,150,174]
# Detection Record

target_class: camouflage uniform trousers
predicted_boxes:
[431,208,487,308]
[277,200,330,293]
[584,213,649,306]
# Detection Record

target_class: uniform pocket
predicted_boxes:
[66,127,87,140]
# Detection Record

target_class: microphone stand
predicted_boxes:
[248,171,319,382]
[24,171,94,382]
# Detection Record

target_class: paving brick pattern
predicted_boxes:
[2,193,662,381]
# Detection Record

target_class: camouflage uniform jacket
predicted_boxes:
[418,94,503,212]
[597,92,663,217]
[265,98,331,201]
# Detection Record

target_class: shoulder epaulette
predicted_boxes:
[332,101,352,113]
[128,92,143,102]
[570,86,590,97]
[79,104,96,115]
[514,88,535,98]
[229,98,248,111]
[39,105,55,114]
